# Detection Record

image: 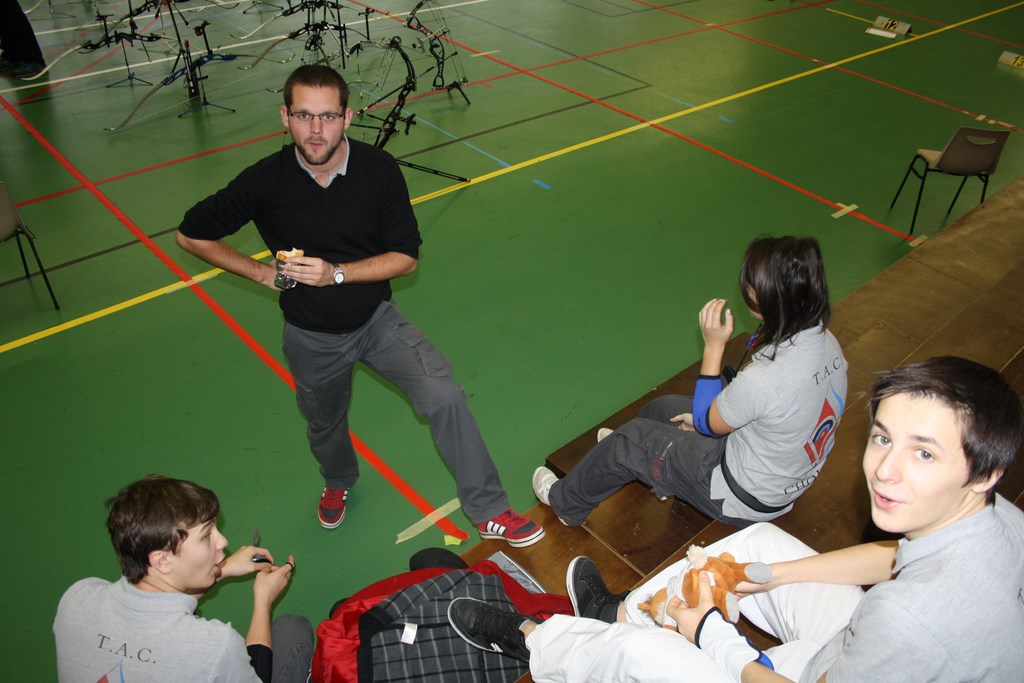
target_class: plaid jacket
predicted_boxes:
[313,560,572,683]
[362,570,527,682]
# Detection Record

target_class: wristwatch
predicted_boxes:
[332,264,345,285]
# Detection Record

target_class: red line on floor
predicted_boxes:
[1,93,467,540]
[342,0,907,238]
[1,98,295,381]
[449,3,822,86]
[100,129,288,183]
[350,432,468,540]
[460,40,914,240]
[14,130,287,208]
[673,130,908,238]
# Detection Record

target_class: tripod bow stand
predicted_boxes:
[105,3,242,130]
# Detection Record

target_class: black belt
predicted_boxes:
[720,455,789,514]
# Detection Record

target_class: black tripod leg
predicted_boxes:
[396,159,468,182]
[446,80,470,105]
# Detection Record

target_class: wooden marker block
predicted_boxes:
[866,27,897,39]
[873,16,911,35]
[998,51,1024,69]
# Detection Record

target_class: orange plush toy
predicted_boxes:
[637,545,772,627]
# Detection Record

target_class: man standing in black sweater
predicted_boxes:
[176,65,543,547]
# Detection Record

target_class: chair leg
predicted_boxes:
[946,176,968,216]
[979,174,989,203]
[17,227,60,310]
[890,158,917,208]
[909,168,928,235]
[14,232,32,278]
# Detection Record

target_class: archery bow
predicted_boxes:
[105,12,240,131]
[404,0,468,98]
[347,37,417,149]
[240,0,349,69]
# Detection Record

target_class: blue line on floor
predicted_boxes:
[413,116,511,167]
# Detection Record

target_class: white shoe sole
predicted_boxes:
[532,466,558,505]
[479,527,546,548]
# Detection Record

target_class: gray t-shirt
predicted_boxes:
[801,495,1024,682]
[54,576,260,683]
[712,325,847,520]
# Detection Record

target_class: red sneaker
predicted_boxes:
[318,487,348,529]
[477,509,545,547]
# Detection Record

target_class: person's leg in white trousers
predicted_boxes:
[528,523,864,682]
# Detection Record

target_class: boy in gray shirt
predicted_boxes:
[53,475,312,682]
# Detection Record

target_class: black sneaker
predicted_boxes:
[447,597,531,662]
[13,62,45,79]
[567,556,621,623]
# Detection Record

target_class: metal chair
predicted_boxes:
[889,126,1010,234]
[1,181,60,310]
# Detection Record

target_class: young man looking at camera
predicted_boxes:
[449,356,1024,682]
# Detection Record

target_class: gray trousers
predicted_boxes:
[271,614,314,683]
[548,395,752,527]
[282,299,509,523]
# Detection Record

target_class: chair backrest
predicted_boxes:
[0,181,25,242]
[936,127,1011,176]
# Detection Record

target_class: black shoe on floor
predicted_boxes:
[13,62,45,79]
[567,556,621,623]
[447,597,531,662]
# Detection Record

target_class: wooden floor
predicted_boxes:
[462,177,1024,672]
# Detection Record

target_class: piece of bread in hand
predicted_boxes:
[275,247,304,261]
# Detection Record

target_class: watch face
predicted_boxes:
[333,267,344,284]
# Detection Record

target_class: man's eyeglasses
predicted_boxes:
[288,110,345,124]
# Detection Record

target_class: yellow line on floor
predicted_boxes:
[3,1,1018,355]
[0,269,223,354]
[0,249,279,355]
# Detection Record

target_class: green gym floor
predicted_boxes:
[3,0,1022,677]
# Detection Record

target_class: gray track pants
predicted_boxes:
[283,299,509,523]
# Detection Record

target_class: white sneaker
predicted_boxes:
[596,427,613,442]
[532,466,559,506]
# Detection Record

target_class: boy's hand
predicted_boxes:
[253,555,295,606]
[219,546,277,580]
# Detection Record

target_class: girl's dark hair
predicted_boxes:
[106,475,220,583]
[739,236,831,356]
[868,357,1023,501]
